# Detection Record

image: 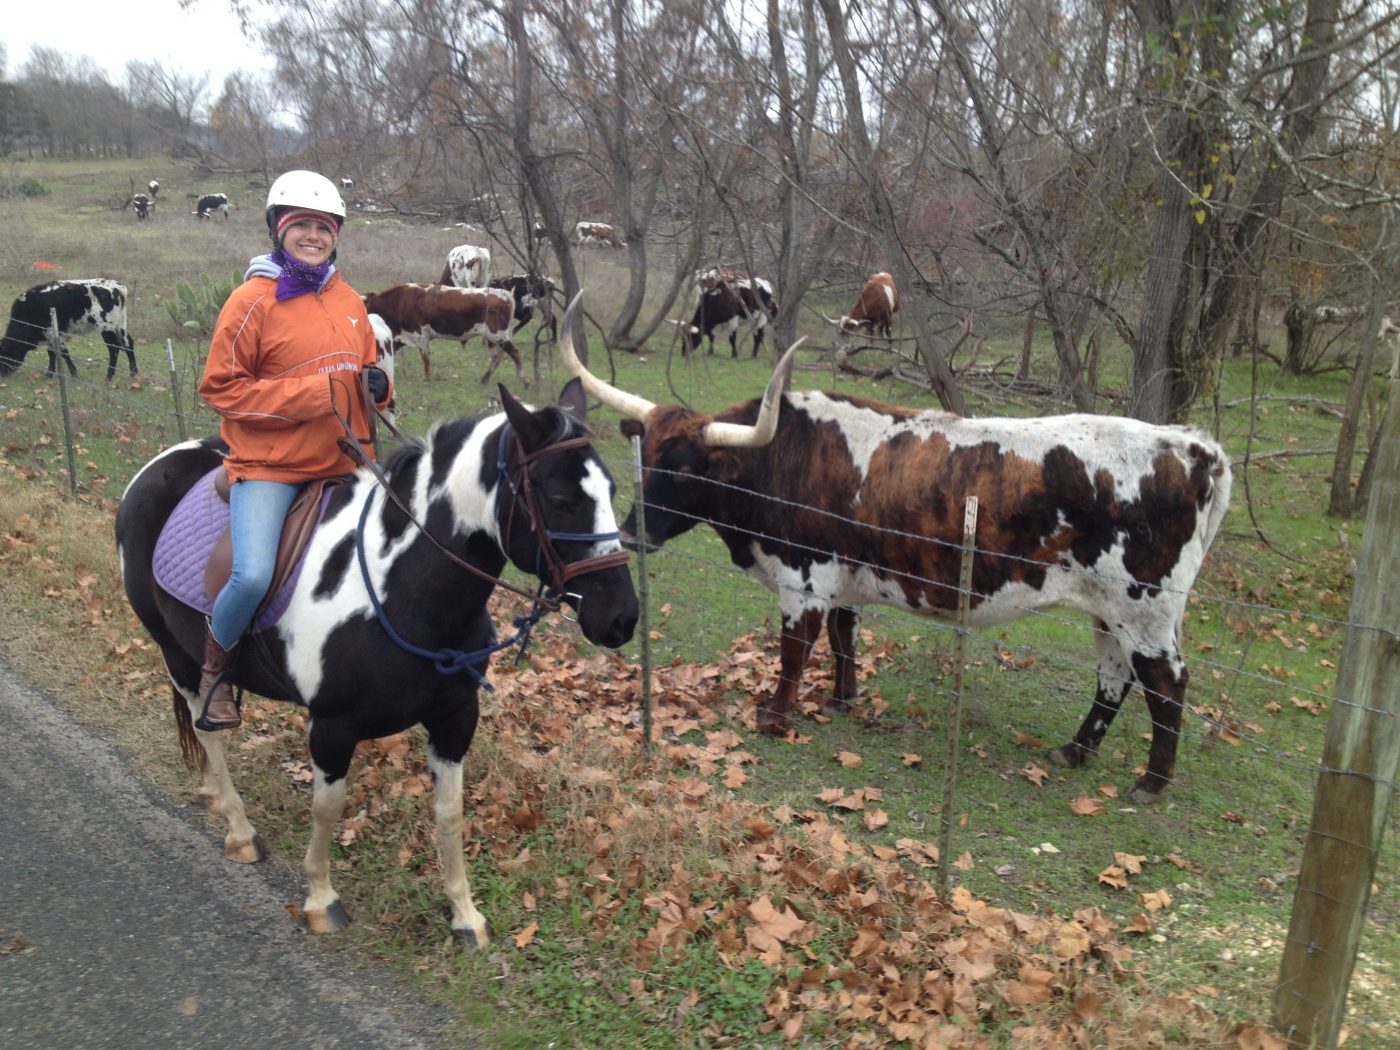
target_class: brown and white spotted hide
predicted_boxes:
[622,391,1231,803]
[836,272,899,342]
[574,221,623,249]
[362,283,520,384]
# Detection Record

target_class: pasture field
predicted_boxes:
[1,157,1396,1048]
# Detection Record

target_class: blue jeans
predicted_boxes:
[210,479,302,648]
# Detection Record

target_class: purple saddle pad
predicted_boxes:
[151,468,330,632]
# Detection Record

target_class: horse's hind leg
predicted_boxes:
[173,680,264,864]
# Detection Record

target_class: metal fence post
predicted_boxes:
[937,496,978,898]
[631,434,652,755]
[50,309,78,498]
[167,339,188,442]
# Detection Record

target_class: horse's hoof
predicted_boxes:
[303,899,352,934]
[452,921,492,949]
[820,696,854,717]
[224,834,266,864]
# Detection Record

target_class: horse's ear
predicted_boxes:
[499,384,546,447]
[557,377,587,422]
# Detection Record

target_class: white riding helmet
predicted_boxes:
[264,170,346,230]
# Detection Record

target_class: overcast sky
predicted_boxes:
[3,0,274,91]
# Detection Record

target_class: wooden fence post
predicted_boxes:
[1275,386,1400,1047]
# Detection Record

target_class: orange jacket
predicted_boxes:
[199,271,392,483]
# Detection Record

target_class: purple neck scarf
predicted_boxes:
[273,248,332,301]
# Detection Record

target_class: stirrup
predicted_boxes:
[194,674,242,732]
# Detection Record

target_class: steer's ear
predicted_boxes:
[620,419,645,439]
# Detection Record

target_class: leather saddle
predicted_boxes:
[203,470,340,603]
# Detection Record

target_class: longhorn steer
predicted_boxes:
[677,273,775,357]
[560,335,1233,804]
[439,244,492,288]
[574,221,623,249]
[0,278,137,379]
[489,274,557,339]
[194,193,230,220]
[828,272,899,343]
[362,283,521,384]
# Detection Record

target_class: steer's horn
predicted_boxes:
[703,338,803,448]
[820,312,842,327]
[556,290,657,421]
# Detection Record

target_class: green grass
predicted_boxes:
[1,157,1396,1048]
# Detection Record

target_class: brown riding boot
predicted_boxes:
[195,622,241,731]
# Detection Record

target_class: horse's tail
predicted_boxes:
[172,685,206,772]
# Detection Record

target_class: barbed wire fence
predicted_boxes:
[3,318,1397,1047]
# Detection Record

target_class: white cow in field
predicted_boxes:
[440,245,491,288]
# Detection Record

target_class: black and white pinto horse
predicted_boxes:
[115,380,638,944]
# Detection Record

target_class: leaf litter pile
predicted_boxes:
[227,593,1280,1049]
[2,489,1284,1049]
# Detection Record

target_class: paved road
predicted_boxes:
[0,660,471,1050]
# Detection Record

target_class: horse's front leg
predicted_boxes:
[302,766,351,933]
[428,752,490,947]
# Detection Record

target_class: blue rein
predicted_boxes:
[352,423,622,683]
[354,483,544,686]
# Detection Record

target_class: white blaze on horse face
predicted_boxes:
[580,458,623,555]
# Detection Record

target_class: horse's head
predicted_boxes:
[496,379,638,650]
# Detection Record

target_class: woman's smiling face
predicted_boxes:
[280,216,338,265]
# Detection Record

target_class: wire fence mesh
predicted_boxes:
[1,327,1396,1046]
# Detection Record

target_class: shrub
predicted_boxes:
[0,177,48,199]
[165,270,242,335]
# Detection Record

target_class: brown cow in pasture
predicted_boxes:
[827,272,899,343]
[362,284,521,384]
[574,221,623,249]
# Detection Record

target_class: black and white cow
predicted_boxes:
[131,193,152,220]
[676,271,775,357]
[0,279,137,380]
[194,193,230,221]
[488,274,557,339]
[148,179,160,200]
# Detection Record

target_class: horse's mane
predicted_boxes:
[378,403,593,487]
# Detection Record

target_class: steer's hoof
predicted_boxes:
[1051,742,1091,769]
[303,899,352,934]
[1129,778,1169,805]
[224,834,266,864]
[820,696,855,717]
[756,706,791,736]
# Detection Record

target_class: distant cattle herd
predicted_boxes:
[9,179,1397,390]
